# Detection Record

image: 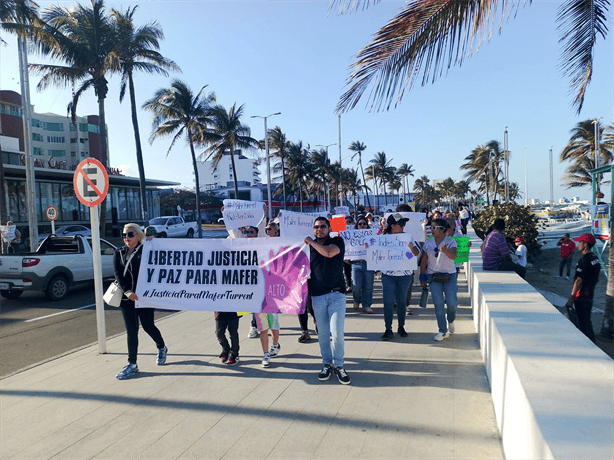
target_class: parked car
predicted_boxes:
[0,235,116,301]
[147,216,198,238]
[37,225,92,244]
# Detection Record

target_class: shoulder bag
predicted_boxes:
[103,248,138,307]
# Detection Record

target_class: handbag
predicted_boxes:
[103,247,139,307]
[432,272,451,284]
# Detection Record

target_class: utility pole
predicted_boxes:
[549,147,554,206]
[504,127,509,203]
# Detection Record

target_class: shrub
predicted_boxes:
[473,203,540,257]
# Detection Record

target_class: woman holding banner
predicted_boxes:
[351,216,375,314]
[113,223,167,380]
[420,219,458,342]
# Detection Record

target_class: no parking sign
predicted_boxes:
[73,158,109,207]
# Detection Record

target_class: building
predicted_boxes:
[197,150,261,193]
[1,90,176,238]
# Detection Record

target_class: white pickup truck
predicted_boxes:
[147,216,199,238]
[0,235,117,301]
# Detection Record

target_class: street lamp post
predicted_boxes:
[593,117,602,192]
[251,112,281,220]
[316,143,337,212]
[504,127,509,203]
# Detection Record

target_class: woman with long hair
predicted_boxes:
[351,216,375,314]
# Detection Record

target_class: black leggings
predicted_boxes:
[120,301,165,364]
[298,296,316,331]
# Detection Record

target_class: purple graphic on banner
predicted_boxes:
[260,246,309,314]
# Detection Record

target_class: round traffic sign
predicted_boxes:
[73,158,109,207]
[46,205,58,221]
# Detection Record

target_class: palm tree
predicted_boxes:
[348,140,371,210]
[29,0,118,233]
[311,148,332,212]
[110,6,180,222]
[142,79,216,238]
[268,126,291,210]
[397,163,414,204]
[369,151,392,207]
[559,120,614,189]
[334,0,610,114]
[364,164,378,212]
[199,103,259,199]
[454,180,471,203]
[461,140,504,205]
[413,175,431,208]
[285,141,313,212]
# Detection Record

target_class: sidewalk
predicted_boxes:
[1,271,503,459]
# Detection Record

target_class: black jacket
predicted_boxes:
[113,243,143,297]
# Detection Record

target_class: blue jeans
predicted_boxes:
[428,272,458,333]
[381,274,412,330]
[352,260,374,309]
[311,291,346,367]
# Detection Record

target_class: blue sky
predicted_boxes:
[1,0,612,203]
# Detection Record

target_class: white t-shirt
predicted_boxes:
[423,236,458,275]
[515,244,528,267]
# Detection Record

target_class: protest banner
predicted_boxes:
[453,237,471,263]
[278,210,327,240]
[334,206,349,216]
[366,233,418,271]
[383,212,426,242]
[222,199,266,231]
[135,237,310,314]
[338,228,375,260]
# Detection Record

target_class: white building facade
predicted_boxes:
[197,151,262,201]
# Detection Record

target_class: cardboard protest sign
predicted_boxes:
[330,216,346,232]
[366,233,418,271]
[222,199,266,231]
[334,206,349,216]
[135,237,310,314]
[453,237,471,263]
[279,210,320,240]
[338,228,376,260]
[383,212,426,242]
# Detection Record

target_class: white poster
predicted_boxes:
[338,228,376,260]
[278,210,326,240]
[135,237,310,313]
[366,233,418,271]
[334,206,349,216]
[222,199,266,231]
[383,212,426,242]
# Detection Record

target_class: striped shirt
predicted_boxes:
[482,230,510,270]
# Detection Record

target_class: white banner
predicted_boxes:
[366,233,418,271]
[334,206,349,216]
[135,237,310,313]
[222,199,266,231]
[338,228,376,260]
[383,212,426,242]
[278,210,326,240]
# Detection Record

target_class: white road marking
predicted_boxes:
[25,304,96,323]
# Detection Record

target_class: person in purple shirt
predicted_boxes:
[481,218,525,276]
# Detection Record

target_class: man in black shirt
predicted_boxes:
[305,217,350,385]
[565,233,601,343]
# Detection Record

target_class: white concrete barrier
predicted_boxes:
[466,245,614,460]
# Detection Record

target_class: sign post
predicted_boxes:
[45,205,58,235]
[73,158,109,353]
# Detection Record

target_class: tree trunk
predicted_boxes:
[299,182,303,213]
[281,155,287,210]
[229,146,239,199]
[188,136,203,239]
[359,155,371,210]
[128,73,148,222]
[97,95,108,236]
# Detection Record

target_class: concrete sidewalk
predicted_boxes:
[1,271,503,459]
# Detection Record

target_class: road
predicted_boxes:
[0,281,177,378]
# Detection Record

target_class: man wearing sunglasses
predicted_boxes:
[305,217,350,385]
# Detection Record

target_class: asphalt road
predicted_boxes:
[0,281,177,377]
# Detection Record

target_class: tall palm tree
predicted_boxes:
[364,164,379,212]
[348,140,371,210]
[142,79,216,238]
[29,0,118,233]
[397,163,414,204]
[268,126,290,210]
[110,6,180,222]
[461,140,503,205]
[311,149,331,212]
[199,103,259,199]
[285,141,313,212]
[369,151,392,207]
[559,120,613,189]
[413,175,430,207]
[334,0,610,114]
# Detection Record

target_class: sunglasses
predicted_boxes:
[313,225,328,230]
[122,232,135,239]
[356,221,368,226]
[434,246,440,256]
[432,226,445,230]
[244,230,257,235]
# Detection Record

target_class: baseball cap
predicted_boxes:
[573,233,596,244]
[387,213,409,226]
[515,237,523,243]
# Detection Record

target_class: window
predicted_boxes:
[80,138,86,144]
[80,123,88,132]
[71,138,77,143]
[43,122,64,132]
[1,104,21,117]
[47,136,65,143]
[81,152,86,157]
[33,147,43,156]
[32,132,43,142]
[49,150,66,157]
[32,118,42,128]
[88,123,99,133]
[71,151,76,157]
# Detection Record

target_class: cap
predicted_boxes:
[573,233,596,244]
[387,213,409,226]
[515,237,523,243]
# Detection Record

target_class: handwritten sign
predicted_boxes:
[334,206,349,216]
[453,237,471,263]
[383,212,426,242]
[136,237,310,314]
[222,199,266,231]
[366,233,418,271]
[278,210,327,239]
[339,228,376,260]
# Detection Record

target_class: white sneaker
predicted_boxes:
[269,343,281,358]
[248,327,258,339]
[448,322,455,334]
[434,332,450,342]
[261,352,271,368]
